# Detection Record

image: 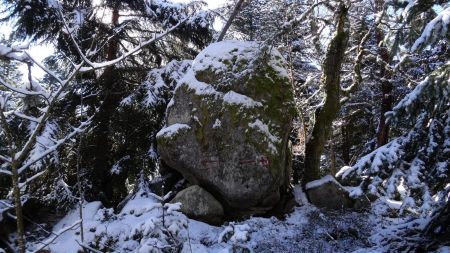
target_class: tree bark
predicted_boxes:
[303,5,348,185]
[341,122,350,164]
[0,106,25,253]
[89,7,127,206]
[375,0,393,147]
[11,162,25,253]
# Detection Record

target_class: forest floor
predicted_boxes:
[19,185,392,253]
[17,184,450,253]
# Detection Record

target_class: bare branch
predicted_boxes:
[266,1,329,43]
[341,6,386,98]
[55,6,189,73]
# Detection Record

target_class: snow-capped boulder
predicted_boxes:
[170,185,224,224]
[157,41,296,215]
[305,175,354,210]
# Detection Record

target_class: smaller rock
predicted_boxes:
[170,185,224,225]
[305,175,353,210]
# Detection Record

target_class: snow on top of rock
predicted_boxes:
[218,223,251,244]
[177,69,220,96]
[305,175,342,190]
[192,40,260,72]
[191,40,288,78]
[223,91,263,108]
[156,123,191,138]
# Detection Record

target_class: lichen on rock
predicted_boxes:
[157,41,296,216]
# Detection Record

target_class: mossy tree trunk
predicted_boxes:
[375,0,393,147]
[303,5,348,185]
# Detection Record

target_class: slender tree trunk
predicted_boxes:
[303,5,348,185]
[90,7,126,206]
[216,0,246,42]
[341,122,350,164]
[1,108,25,252]
[375,0,393,147]
[376,78,392,147]
[330,139,337,176]
[11,162,25,253]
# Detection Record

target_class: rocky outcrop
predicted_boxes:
[157,41,296,215]
[170,185,224,224]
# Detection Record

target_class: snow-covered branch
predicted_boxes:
[411,6,450,52]
[31,219,82,253]
[24,51,65,85]
[55,6,190,73]
[0,77,49,99]
[0,44,30,63]
[19,171,46,189]
[0,154,11,163]
[0,169,12,175]
[78,18,189,72]
[18,117,92,175]
[13,112,41,123]
[15,63,83,165]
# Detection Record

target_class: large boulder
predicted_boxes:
[157,41,296,215]
[170,185,224,225]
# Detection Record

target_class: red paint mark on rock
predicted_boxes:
[201,157,219,168]
[239,156,270,167]
[258,156,270,166]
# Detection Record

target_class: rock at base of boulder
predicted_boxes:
[305,175,353,210]
[170,185,224,225]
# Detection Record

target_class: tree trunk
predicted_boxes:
[375,0,393,147]
[216,0,246,42]
[330,139,337,176]
[341,122,351,164]
[1,108,25,252]
[89,7,127,206]
[303,5,348,185]
[11,162,25,253]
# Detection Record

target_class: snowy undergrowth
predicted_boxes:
[28,185,376,253]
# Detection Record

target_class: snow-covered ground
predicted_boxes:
[5,181,446,253]
[22,184,380,253]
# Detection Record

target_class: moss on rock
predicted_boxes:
[156,41,296,215]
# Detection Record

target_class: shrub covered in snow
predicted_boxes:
[337,64,450,251]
